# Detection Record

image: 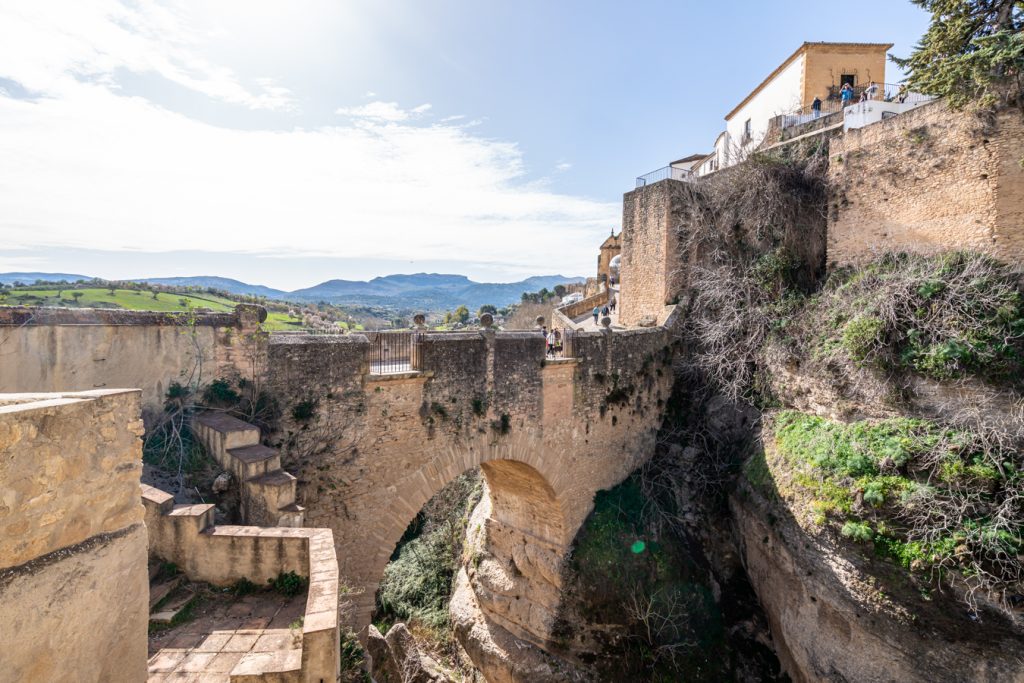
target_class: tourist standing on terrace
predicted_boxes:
[812,96,822,118]
[841,83,854,105]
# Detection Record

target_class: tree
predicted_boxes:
[453,305,470,324]
[894,0,1024,110]
[553,284,567,298]
[108,286,117,296]
[478,304,497,316]
[71,292,84,304]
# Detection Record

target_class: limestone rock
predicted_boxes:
[368,622,453,683]
[211,472,232,494]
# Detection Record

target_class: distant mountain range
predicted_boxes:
[0,272,584,311]
[0,272,90,286]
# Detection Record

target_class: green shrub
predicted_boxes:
[269,571,308,597]
[841,520,874,542]
[291,399,318,423]
[840,315,884,363]
[202,378,241,406]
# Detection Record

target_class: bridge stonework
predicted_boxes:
[267,327,675,647]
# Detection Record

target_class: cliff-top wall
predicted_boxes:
[828,100,1024,267]
[619,180,689,326]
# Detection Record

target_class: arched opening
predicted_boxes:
[369,458,569,677]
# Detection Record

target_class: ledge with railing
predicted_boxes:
[635,165,693,188]
[780,83,934,132]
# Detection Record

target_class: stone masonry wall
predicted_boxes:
[828,100,1024,267]
[0,305,266,416]
[0,390,149,683]
[619,180,689,326]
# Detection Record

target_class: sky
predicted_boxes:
[0,1,930,290]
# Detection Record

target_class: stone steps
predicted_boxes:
[148,574,183,610]
[192,412,304,527]
[149,585,197,624]
[230,649,302,683]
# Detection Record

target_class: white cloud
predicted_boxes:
[0,1,295,111]
[555,161,572,172]
[0,1,616,280]
[335,100,432,122]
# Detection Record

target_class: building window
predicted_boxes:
[840,74,856,87]
[742,118,752,144]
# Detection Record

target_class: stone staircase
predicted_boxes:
[141,485,313,683]
[192,412,305,527]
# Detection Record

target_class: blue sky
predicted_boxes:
[0,1,930,290]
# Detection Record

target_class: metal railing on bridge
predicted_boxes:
[367,330,422,374]
[559,327,578,359]
[636,165,693,188]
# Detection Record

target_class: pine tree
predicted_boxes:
[893,0,1024,110]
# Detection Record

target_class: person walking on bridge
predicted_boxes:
[592,306,600,325]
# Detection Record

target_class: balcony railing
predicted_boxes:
[780,83,935,131]
[636,165,693,188]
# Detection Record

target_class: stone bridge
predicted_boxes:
[265,325,676,650]
[0,306,677,659]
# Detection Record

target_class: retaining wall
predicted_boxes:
[0,305,265,415]
[828,100,1024,267]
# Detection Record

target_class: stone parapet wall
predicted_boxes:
[0,389,145,567]
[828,100,1024,267]
[556,287,609,323]
[0,390,149,683]
[0,305,266,415]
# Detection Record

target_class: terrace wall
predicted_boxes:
[0,305,265,416]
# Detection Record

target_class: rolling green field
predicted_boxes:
[0,287,365,332]
[0,287,238,313]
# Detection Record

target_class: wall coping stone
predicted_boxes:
[0,306,240,327]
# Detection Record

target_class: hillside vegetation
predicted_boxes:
[0,286,237,312]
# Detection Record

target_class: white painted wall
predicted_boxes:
[843,98,934,130]
[695,133,729,177]
[725,54,805,164]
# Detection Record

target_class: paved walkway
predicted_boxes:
[571,284,619,331]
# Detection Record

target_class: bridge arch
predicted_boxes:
[339,427,578,646]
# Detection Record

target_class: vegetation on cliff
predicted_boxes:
[554,473,785,682]
[803,252,1024,387]
[764,411,1023,612]
[671,152,1024,620]
[373,471,482,668]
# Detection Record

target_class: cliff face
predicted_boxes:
[732,434,1024,683]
